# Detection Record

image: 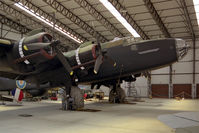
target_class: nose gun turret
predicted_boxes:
[175,39,190,60]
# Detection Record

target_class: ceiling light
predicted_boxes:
[99,0,140,38]
[193,0,199,25]
[14,2,83,43]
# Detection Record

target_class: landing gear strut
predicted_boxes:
[109,84,126,103]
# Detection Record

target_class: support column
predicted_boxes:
[169,65,173,98]
[180,0,196,99]
[192,38,196,99]
[147,71,152,98]
[0,23,3,37]
[192,84,196,99]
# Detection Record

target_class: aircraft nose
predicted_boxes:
[175,39,190,60]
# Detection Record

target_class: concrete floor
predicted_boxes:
[0,98,199,133]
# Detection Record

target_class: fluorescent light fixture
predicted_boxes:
[99,0,140,38]
[193,0,199,26]
[14,2,83,43]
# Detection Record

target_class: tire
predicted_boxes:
[109,89,116,103]
[109,87,126,103]
[70,86,84,110]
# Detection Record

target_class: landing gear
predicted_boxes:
[109,84,126,103]
[65,86,84,110]
[69,86,84,110]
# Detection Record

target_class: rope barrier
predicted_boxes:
[151,91,192,98]
[173,91,192,98]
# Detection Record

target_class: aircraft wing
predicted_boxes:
[0,39,13,56]
[0,71,19,80]
[0,39,18,79]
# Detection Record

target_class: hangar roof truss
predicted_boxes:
[0,0,198,50]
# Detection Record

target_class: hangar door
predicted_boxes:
[151,84,169,98]
[173,84,192,99]
[197,84,199,98]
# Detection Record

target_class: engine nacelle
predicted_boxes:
[15,32,53,64]
[7,32,54,73]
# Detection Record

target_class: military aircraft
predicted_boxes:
[0,29,189,109]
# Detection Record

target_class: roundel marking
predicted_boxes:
[16,80,26,89]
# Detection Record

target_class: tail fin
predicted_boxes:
[12,88,24,102]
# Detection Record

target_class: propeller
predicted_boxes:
[93,34,116,74]
[52,41,73,76]
[94,54,103,74]
[25,40,73,76]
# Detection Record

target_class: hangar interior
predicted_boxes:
[0,0,198,98]
[0,0,199,133]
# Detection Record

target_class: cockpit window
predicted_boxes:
[110,37,122,42]
[122,37,142,46]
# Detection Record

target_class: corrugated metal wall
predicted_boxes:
[197,84,199,98]
[173,84,192,98]
[151,84,169,98]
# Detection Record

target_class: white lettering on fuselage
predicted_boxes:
[138,48,159,54]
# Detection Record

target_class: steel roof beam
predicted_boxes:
[0,14,30,34]
[143,0,171,38]
[12,0,88,43]
[0,1,40,30]
[108,0,149,40]
[43,0,108,42]
[74,0,124,38]
[0,1,77,50]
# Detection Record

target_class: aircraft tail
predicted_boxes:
[12,88,24,102]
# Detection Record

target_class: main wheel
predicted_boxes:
[69,86,84,110]
[109,87,126,103]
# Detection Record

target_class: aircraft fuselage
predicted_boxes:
[0,34,188,87]
[60,37,187,84]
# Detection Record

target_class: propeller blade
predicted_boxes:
[25,42,51,51]
[94,32,102,54]
[104,55,116,67]
[94,54,103,74]
[54,46,73,76]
